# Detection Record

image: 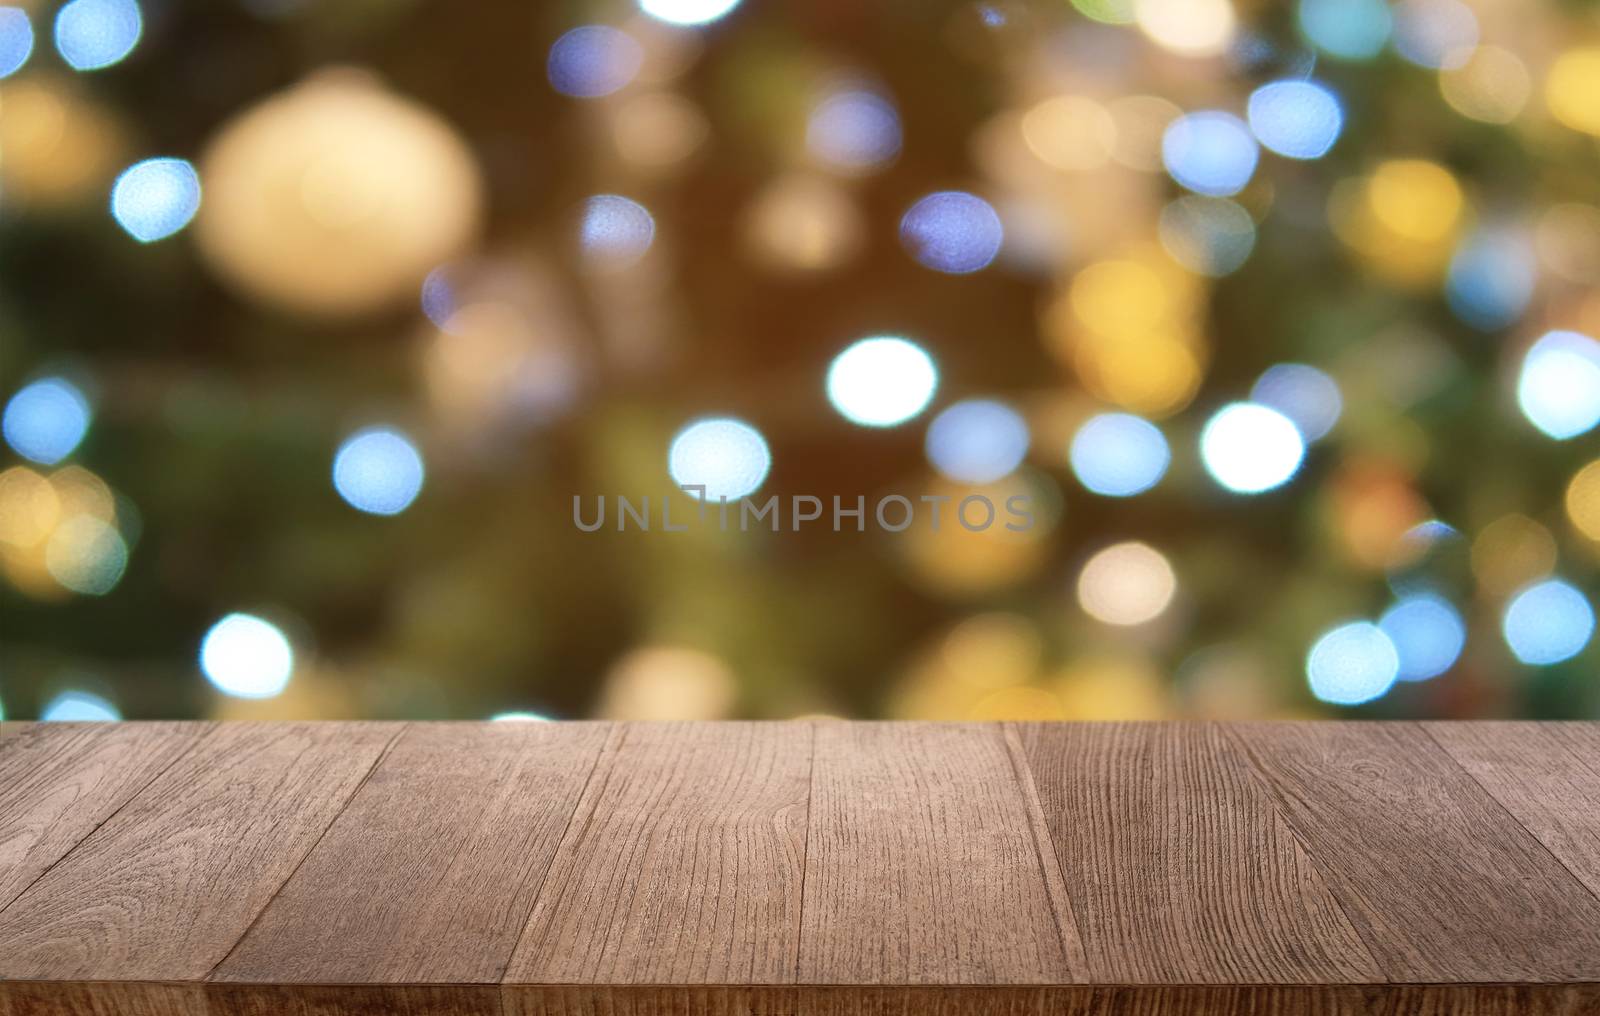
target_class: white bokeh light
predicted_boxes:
[1077,542,1177,626]
[1199,402,1305,493]
[1517,330,1600,440]
[200,613,294,699]
[668,417,771,502]
[826,336,939,428]
[639,0,741,26]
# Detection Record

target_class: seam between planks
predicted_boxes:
[792,719,818,983]
[204,722,412,982]
[0,722,220,921]
[1000,723,1091,980]
[1420,723,1600,912]
[1215,722,1390,984]
[497,721,626,986]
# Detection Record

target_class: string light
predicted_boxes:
[668,417,771,501]
[3,379,91,466]
[110,158,201,242]
[1200,402,1305,493]
[0,6,33,78]
[333,427,426,516]
[826,336,939,427]
[53,0,140,71]
[201,613,294,699]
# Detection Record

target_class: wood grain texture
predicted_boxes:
[0,722,402,981]
[797,722,1085,985]
[1426,722,1600,904]
[500,984,1600,1016]
[505,721,811,985]
[0,721,34,740]
[1227,722,1600,983]
[213,721,612,985]
[5,721,1600,1016]
[0,721,210,912]
[1013,722,1381,984]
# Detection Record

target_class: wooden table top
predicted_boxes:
[2,721,1599,1016]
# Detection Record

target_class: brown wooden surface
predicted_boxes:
[1227,722,1600,983]
[799,722,1085,985]
[506,721,810,985]
[1013,723,1380,985]
[215,721,612,985]
[2,720,1600,1016]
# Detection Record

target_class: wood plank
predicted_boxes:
[504,721,811,984]
[214,721,613,985]
[1012,722,1381,984]
[0,721,35,740]
[0,722,211,912]
[797,722,1084,985]
[0,722,402,981]
[1426,722,1600,902]
[1228,722,1600,982]
[499,984,1600,1016]
[207,983,501,1016]
[6,982,1599,1016]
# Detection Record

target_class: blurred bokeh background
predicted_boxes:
[2,0,1599,724]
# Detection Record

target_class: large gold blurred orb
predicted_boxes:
[195,69,482,318]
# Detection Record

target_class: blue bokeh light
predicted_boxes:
[1379,594,1466,682]
[1297,0,1391,60]
[1517,330,1600,440]
[1446,230,1535,332]
[924,399,1030,485]
[1157,197,1255,277]
[1503,579,1594,666]
[54,0,140,71]
[1247,80,1343,160]
[899,191,1004,274]
[2,378,92,465]
[547,25,643,99]
[41,690,120,721]
[333,427,426,516]
[1161,112,1259,198]
[1069,413,1170,497]
[668,417,771,502]
[110,158,201,243]
[1306,621,1400,705]
[420,265,458,329]
[1250,363,1342,443]
[0,7,34,79]
[807,89,901,173]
